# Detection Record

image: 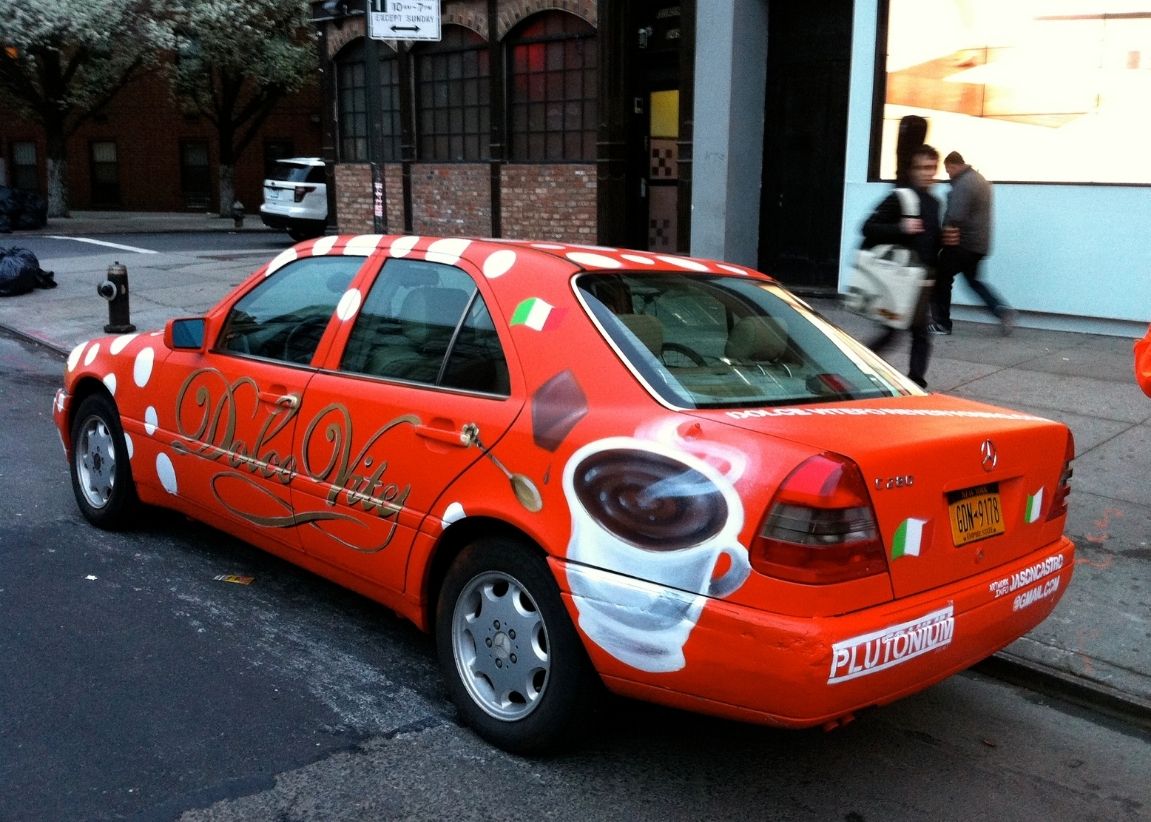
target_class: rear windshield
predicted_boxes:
[268,163,325,184]
[576,272,910,409]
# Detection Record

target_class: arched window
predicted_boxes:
[415,26,491,161]
[334,40,401,162]
[506,12,597,162]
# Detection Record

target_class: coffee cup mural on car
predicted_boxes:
[561,436,751,672]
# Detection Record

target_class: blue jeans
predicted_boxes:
[932,247,1008,331]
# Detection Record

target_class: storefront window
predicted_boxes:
[337,53,368,162]
[335,41,401,163]
[507,11,597,162]
[415,26,490,161]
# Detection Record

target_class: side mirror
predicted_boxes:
[165,317,206,351]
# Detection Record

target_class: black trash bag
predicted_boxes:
[0,186,18,217]
[13,190,47,230]
[0,246,54,296]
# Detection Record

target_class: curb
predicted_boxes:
[13,226,279,237]
[974,653,1151,731]
[0,322,69,358]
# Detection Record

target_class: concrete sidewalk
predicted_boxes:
[20,209,278,236]
[3,213,1149,724]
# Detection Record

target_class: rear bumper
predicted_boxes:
[259,206,324,231]
[556,536,1075,727]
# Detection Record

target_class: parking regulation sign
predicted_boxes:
[368,0,441,41]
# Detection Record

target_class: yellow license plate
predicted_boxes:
[948,483,1005,546]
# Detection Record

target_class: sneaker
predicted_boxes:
[927,323,951,336]
[999,309,1017,336]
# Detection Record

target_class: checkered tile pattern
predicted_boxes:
[649,217,674,251]
[650,139,678,179]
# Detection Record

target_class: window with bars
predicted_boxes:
[415,27,490,162]
[90,141,120,207]
[507,12,597,162]
[337,56,368,161]
[180,140,211,209]
[335,42,402,163]
[10,142,38,192]
[377,54,402,162]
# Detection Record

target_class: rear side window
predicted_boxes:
[577,272,907,408]
[341,259,510,395]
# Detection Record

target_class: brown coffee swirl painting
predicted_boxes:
[572,449,728,551]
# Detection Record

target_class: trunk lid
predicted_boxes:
[694,393,1072,599]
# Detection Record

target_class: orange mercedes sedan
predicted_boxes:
[55,235,1075,753]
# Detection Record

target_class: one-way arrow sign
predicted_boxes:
[368,0,441,42]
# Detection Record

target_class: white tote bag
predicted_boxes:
[843,189,932,330]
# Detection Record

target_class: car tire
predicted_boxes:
[435,538,599,754]
[287,222,325,242]
[70,393,139,529]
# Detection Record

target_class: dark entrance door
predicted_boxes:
[758,0,853,291]
[627,2,684,252]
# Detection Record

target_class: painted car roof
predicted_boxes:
[262,234,769,282]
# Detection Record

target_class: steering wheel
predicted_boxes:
[660,342,708,367]
[282,316,329,364]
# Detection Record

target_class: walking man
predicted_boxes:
[929,152,1016,335]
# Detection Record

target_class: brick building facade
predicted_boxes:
[315,1,691,251]
[2,64,322,214]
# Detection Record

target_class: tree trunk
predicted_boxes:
[217,163,236,219]
[45,130,70,218]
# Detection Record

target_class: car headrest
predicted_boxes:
[401,287,470,345]
[617,313,664,356]
[725,316,787,363]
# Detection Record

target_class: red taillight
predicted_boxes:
[293,185,316,202]
[1047,431,1075,521]
[751,452,888,584]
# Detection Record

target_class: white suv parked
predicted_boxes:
[260,157,329,241]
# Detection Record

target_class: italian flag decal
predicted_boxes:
[511,297,563,331]
[892,517,928,559]
[1025,489,1044,523]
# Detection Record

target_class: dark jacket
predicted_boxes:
[861,187,942,266]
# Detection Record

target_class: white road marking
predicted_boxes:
[46,236,158,254]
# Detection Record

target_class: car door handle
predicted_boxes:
[259,389,299,409]
[414,424,470,447]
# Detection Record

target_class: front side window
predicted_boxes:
[507,11,597,161]
[341,259,509,393]
[578,273,908,409]
[218,257,362,364]
[877,0,1151,183]
[415,27,490,161]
